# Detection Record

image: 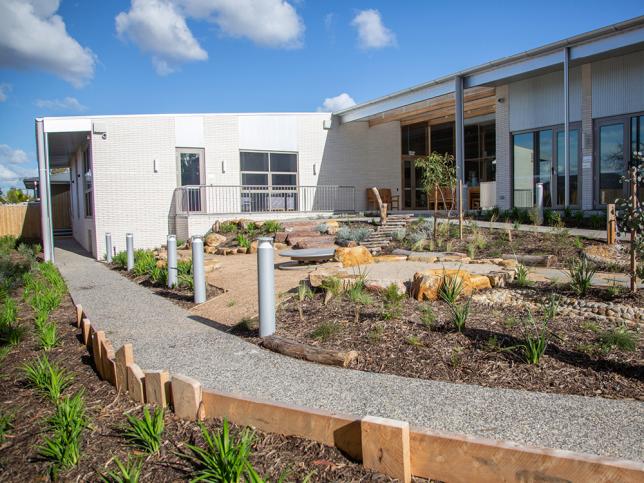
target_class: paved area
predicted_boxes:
[54,239,644,462]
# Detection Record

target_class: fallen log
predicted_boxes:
[260,335,358,368]
[502,254,557,267]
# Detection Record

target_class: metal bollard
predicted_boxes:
[257,237,275,337]
[192,236,206,304]
[535,183,544,225]
[126,233,134,271]
[105,233,112,263]
[167,235,177,288]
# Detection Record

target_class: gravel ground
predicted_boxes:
[54,239,644,462]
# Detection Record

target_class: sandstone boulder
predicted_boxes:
[334,246,373,268]
[309,268,360,288]
[205,232,227,247]
[156,259,167,268]
[325,220,340,235]
[487,270,515,288]
[249,240,258,254]
[498,258,518,269]
[365,279,406,296]
[410,268,492,301]
[374,254,408,263]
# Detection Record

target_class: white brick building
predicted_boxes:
[36,17,644,261]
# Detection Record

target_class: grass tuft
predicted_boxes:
[123,407,165,454]
[99,456,143,483]
[23,355,73,401]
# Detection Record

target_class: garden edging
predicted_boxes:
[71,302,644,482]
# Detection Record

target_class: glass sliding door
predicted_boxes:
[598,123,625,205]
[537,130,553,207]
[177,148,205,212]
[513,132,534,208]
[555,128,580,207]
[631,115,644,203]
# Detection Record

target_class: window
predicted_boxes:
[464,122,496,185]
[82,147,93,218]
[401,123,427,156]
[177,148,204,212]
[430,123,454,157]
[240,151,298,211]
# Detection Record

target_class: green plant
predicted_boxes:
[30,289,62,314]
[112,251,128,269]
[346,281,373,323]
[320,276,342,304]
[420,305,436,330]
[544,209,562,227]
[336,226,372,243]
[466,242,476,259]
[414,152,457,215]
[262,220,283,234]
[0,410,14,443]
[580,321,601,333]
[219,221,237,234]
[0,320,25,347]
[541,294,560,321]
[311,322,341,341]
[0,296,17,325]
[382,283,405,320]
[450,300,470,332]
[236,233,251,249]
[123,406,165,454]
[38,321,59,351]
[598,324,637,352]
[406,335,422,347]
[0,235,17,255]
[100,456,144,483]
[23,355,73,401]
[519,314,550,365]
[568,256,596,296]
[484,335,501,352]
[450,346,463,367]
[39,391,88,477]
[514,264,531,287]
[367,323,384,343]
[573,237,584,250]
[297,282,313,321]
[149,265,167,286]
[606,278,623,298]
[132,250,156,277]
[182,419,261,482]
[438,274,463,305]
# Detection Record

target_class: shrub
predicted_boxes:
[514,264,531,287]
[346,281,373,323]
[38,321,59,351]
[112,251,128,269]
[407,231,427,251]
[438,274,463,305]
[219,221,237,234]
[0,297,17,326]
[182,419,261,482]
[544,209,562,227]
[568,256,596,296]
[23,355,73,401]
[392,228,406,241]
[0,411,13,443]
[297,282,313,321]
[541,294,560,321]
[39,391,88,476]
[262,220,283,234]
[311,322,341,341]
[123,407,165,454]
[336,226,372,243]
[235,233,251,249]
[382,283,405,320]
[316,223,328,234]
[519,314,550,365]
[149,266,167,286]
[100,456,143,483]
[320,276,342,304]
[450,300,470,332]
[599,325,637,352]
[132,250,156,277]
[0,235,17,255]
[406,335,422,347]
[420,305,436,330]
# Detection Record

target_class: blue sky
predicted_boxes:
[0,0,642,192]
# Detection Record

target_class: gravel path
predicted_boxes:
[55,240,644,462]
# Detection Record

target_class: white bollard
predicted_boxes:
[126,233,134,271]
[192,236,206,304]
[257,237,275,337]
[105,233,112,263]
[167,235,177,288]
[535,182,544,225]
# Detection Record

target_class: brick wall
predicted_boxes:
[495,85,511,210]
[581,63,594,210]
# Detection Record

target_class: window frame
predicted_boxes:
[82,145,93,218]
[239,150,299,188]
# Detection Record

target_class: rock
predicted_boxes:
[498,258,518,269]
[325,220,340,235]
[410,268,492,301]
[273,242,288,250]
[205,232,227,248]
[237,219,254,230]
[249,240,258,254]
[204,246,217,254]
[408,254,437,263]
[487,270,514,288]
[211,221,221,233]
[374,255,408,263]
[438,254,470,263]
[292,236,336,249]
[334,246,374,268]
[274,232,288,243]
[156,259,167,268]
[204,259,221,272]
[365,279,406,296]
[336,239,357,248]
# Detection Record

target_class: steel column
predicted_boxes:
[126,233,134,271]
[35,120,54,262]
[105,233,112,262]
[454,76,465,212]
[192,236,206,304]
[257,237,275,337]
[563,47,570,208]
[167,235,177,288]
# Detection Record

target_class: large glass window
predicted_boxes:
[513,132,534,208]
[556,129,579,206]
[240,151,298,212]
[598,123,625,205]
[431,123,454,157]
[537,129,553,207]
[632,115,644,203]
[464,122,496,185]
[401,123,427,156]
[82,147,93,218]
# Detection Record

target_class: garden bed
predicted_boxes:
[0,242,418,481]
[234,283,643,400]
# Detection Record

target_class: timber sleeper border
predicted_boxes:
[72,303,644,483]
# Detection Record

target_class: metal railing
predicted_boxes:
[173,185,356,215]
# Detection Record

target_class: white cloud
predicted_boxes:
[116,0,208,75]
[0,0,96,87]
[351,9,396,49]
[0,83,11,102]
[183,0,304,48]
[0,153,37,191]
[318,92,356,112]
[35,96,86,111]
[0,145,30,165]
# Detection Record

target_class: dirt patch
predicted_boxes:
[235,285,643,400]
[0,286,428,481]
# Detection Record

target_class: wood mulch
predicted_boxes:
[0,287,425,481]
[235,285,643,400]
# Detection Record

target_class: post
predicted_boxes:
[458,179,464,240]
[192,236,206,304]
[433,184,438,238]
[454,76,465,214]
[563,47,570,208]
[257,237,275,337]
[606,204,616,245]
[126,233,134,271]
[105,233,112,262]
[630,167,637,293]
[167,234,177,288]
[36,120,54,262]
[535,183,544,225]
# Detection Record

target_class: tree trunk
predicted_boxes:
[502,254,557,267]
[260,336,359,367]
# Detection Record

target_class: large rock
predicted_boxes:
[309,268,360,288]
[334,246,374,268]
[487,270,515,288]
[325,220,340,235]
[374,255,408,263]
[205,232,227,247]
[365,279,406,296]
[410,268,491,301]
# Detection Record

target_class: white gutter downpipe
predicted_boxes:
[564,47,570,208]
[454,76,465,212]
[35,120,54,262]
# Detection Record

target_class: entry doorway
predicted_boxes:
[176,148,205,212]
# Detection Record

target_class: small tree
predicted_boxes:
[615,164,643,292]
[2,188,30,204]
[415,152,457,235]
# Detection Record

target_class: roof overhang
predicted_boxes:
[337,16,644,123]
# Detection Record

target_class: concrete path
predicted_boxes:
[54,240,644,462]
